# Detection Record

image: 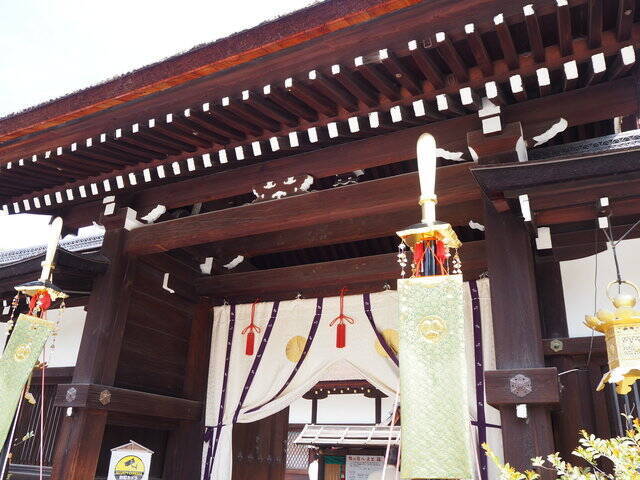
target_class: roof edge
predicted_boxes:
[0,0,421,144]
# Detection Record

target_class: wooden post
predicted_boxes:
[536,260,569,339]
[51,209,137,480]
[163,296,213,479]
[483,202,556,476]
[470,122,556,477]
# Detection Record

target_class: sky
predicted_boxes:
[0,0,318,250]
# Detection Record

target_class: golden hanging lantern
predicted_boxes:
[585,280,640,395]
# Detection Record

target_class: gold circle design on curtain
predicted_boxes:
[374,329,399,358]
[285,335,307,362]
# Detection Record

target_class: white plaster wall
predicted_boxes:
[560,237,640,338]
[0,321,7,351]
[44,306,86,367]
[289,394,396,425]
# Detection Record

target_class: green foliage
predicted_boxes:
[482,416,640,480]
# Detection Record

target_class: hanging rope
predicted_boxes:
[39,357,45,480]
[241,299,261,356]
[329,288,355,348]
[382,385,400,480]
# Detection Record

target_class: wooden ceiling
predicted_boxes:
[1,0,639,216]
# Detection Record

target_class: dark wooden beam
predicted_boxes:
[408,40,445,90]
[285,78,337,117]
[494,15,519,70]
[465,23,493,77]
[510,74,528,101]
[485,367,560,406]
[536,196,640,225]
[435,32,469,82]
[265,85,318,123]
[556,0,573,57]
[355,57,401,102]
[609,46,636,80]
[196,241,486,296]
[54,383,201,421]
[584,53,607,86]
[588,0,603,48]
[308,70,359,113]
[542,335,605,357]
[331,64,378,107]
[380,49,422,95]
[616,0,635,41]
[201,202,482,260]
[484,367,560,408]
[127,165,480,254]
[524,6,545,63]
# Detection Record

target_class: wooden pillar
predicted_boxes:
[51,209,137,480]
[163,296,213,479]
[469,122,557,476]
[536,260,569,339]
[483,202,556,475]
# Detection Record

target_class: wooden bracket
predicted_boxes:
[467,122,526,165]
[54,383,202,421]
[485,367,560,407]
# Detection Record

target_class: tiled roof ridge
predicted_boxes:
[0,233,104,265]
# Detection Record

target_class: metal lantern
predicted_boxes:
[585,280,640,395]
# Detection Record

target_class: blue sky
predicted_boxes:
[0,0,317,249]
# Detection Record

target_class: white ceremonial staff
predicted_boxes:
[416,132,438,226]
[39,217,63,283]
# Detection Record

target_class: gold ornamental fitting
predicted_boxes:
[606,280,639,308]
[418,194,438,206]
[396,221,461,250]
[15,280,69,300]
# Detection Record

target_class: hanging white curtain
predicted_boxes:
[203,278,502,480]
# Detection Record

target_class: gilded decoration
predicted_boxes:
[585,280,640,394]
[399,275,472,479]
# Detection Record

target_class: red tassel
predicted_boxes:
[336,323,346,348]
[413,241,425,276]
[246,331,255,355]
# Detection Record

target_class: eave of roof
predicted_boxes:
[0,0,422,144]
[0,233,104,265]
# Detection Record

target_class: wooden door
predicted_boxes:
[232,408,288,480]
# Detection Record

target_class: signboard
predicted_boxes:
[345,455,384,480]
[107,441,153,480]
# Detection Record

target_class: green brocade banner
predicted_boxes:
[399,275,473,479]
[0,314,54,449]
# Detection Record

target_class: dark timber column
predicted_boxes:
[163,296,213,479]
[52,208,137,480]
[484,202,555,470]
[469,123,557,477]
[536,260,569,339]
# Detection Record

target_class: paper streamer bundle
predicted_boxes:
[0,314,54,448]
